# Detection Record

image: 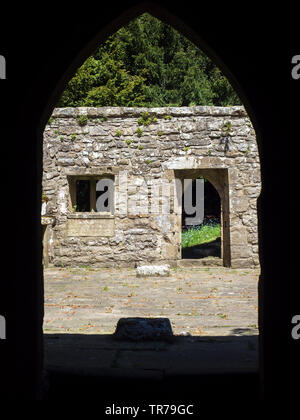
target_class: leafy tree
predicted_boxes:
[57,13,241,107]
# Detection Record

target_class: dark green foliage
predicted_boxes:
[58,13,241,107]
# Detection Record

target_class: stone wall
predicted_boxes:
[42,106,261,268]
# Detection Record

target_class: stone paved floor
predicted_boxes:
[44,265,259,336]
[43,266,259,377]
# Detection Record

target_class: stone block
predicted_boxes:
[136,264,170,277]
[231,196,249,212]
[231,258,252,268]
[231,244,251,259]
[162,243,179,259]
[66,217,115,237]
[230,227,248,245]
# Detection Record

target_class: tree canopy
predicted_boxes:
[58,13,241,107]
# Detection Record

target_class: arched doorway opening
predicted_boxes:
[181,177,222,260]
[41,10,260,397]
[175,169,231,266]
[12,0,272,400]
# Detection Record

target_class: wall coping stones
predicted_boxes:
[51,106,248,119]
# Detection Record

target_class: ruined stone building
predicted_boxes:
[42,106,261,269]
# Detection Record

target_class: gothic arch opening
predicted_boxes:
[39,4,262,400]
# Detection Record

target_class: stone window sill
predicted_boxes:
[67,213,114,219]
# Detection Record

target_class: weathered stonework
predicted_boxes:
[42,106,261,268]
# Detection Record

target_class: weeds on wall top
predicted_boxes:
[137,111,158,126]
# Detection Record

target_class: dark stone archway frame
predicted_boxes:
[5,0,296,400]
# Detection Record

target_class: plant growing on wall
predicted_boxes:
[136,127,143,137]
[138,111,158,126]
[42,192,49,203]
[76,115,88,126]
[222,121,232,136]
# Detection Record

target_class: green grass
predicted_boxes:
[181,224,221,249]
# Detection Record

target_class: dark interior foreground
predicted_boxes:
[1,1,299,401]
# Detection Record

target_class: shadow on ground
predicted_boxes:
[43,330,259,400]
[182,237,221,259]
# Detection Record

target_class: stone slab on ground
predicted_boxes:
[136,264,170,277]
[177,257,223,267]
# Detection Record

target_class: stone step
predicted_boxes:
[177,257,223,267]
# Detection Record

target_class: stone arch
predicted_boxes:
[40,0,262,373]
[10,1,285,400]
